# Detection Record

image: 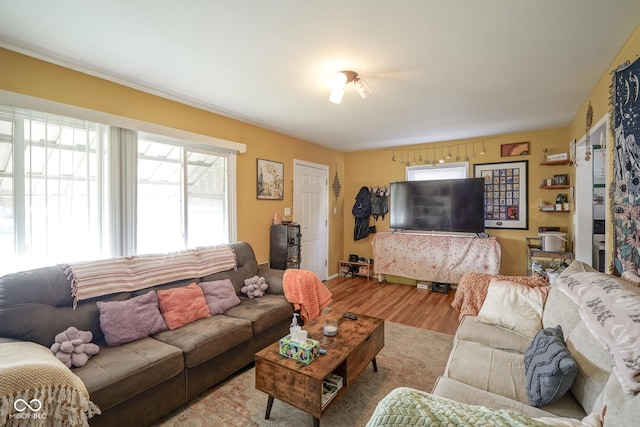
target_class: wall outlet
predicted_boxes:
[417,282,430,290]
[284,207,291,216]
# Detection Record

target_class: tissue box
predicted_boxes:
[279,335,320,364]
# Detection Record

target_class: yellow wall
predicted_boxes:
[565,25,640,270]
[2,21,639,279]
[0,48,345,271]
[344,129,570,277]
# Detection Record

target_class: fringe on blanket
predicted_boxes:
[0,385,100,427]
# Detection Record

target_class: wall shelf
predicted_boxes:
[540,185,570,189]
[540,160,570,166]
[526,237,573,275]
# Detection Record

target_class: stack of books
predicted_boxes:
[321,374,344,408]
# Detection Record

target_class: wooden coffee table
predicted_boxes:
[255,312,384,426]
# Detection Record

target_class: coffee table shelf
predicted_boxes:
[255,313,384,426]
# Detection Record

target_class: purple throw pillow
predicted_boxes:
[198,279,241,315]
[97,291,168,346]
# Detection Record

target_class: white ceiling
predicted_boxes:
[1,1,640,153]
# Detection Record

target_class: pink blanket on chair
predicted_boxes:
[452,272,548,321]
[283,269,332,323]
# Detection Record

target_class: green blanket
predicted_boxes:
[365,387,549,427]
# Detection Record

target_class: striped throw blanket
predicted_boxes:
[64,246,237,308]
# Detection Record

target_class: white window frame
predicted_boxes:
[0,91,243,272]
[406,162,469,181]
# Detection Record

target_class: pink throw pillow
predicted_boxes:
[198,279,241,315]
[157,283,211,330]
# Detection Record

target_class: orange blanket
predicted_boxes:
[283,269,332,323]
[452,272,549,321]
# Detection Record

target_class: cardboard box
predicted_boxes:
[279,335,320,364]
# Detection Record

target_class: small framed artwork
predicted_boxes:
[257,158,284,200]
[553,174,568,186]
[474,160,528,230]
[500,142,529,157]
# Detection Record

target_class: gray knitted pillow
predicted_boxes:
[524,325,578,407]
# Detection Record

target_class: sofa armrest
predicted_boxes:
[258,266,285,295]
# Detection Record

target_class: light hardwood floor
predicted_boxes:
[323,276,461,335]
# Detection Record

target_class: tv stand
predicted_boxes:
[371,232,501,284]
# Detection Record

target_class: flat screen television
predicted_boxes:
[390,178,485,233]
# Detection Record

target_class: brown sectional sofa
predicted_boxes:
[0,241,294,426]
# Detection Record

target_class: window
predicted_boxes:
[406,162,468,181]
[137,135,231,254]
[0,109,107,274]
[0,106,236,275]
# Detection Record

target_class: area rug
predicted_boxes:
[153,321,454,427]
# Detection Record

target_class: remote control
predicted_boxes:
[342,313,357,320]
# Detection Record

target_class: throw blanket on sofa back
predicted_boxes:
[63,246,237,308]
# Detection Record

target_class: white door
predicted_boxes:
[293,160,328,280]
[574,142,593,264]
[573,114,609,267]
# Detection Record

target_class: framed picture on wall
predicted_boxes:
[500,142,529,157]
[257,158,284,200]
[474,160,528,230]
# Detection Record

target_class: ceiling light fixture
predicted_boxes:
[329,70,371,104]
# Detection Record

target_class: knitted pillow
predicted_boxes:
[97,290,168,346]
[524,325,578,407]
[157,283,211,330]
[198,279,241,315]
[50,326,99,368]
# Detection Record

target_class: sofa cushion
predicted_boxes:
[97,291,168,346]
[73,337,184,411]
[456,315,532,354]
[542,285,582,337]
[524,326,578,407]
[566,321,612,414]
[198,279,241,314]
[224,294,293,335]
[152,315,252,368]
[157,283,211,330]
[444,338,529,403]
[476,279,548,338]
[432,376,560,419]
[600,373,640,427]
[558,271,640,394]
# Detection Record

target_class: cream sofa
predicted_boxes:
[369,261,640,426]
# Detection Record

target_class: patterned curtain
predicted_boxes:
[612,56,640,274]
